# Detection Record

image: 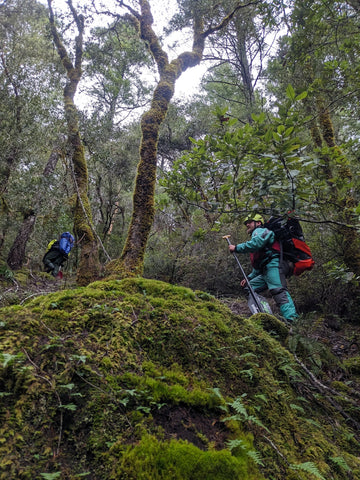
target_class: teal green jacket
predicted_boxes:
[235,227,276,279]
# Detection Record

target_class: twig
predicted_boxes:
[294,354,360,435]
[294,354,360,405]
[20,292,51,305]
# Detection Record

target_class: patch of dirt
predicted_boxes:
[0,272,77,308]
[153,405,228,450]
[221,295,277,318]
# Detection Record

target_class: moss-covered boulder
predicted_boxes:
[0,278,359,479]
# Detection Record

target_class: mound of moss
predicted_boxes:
[0,278,359,479]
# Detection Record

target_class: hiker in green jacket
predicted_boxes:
[228,214,298,322]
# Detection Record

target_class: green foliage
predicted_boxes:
[323,260,359,286]
[85,17,152,114]
[161,92,319,218]
[0,263,14,280]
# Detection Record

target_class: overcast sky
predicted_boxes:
[40,0,206,100]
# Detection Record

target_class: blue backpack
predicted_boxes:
[59,232,75,255]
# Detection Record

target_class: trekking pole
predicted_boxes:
[222,234,264,313]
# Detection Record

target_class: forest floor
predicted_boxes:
[222,296,360,360]
[1,271,359,387]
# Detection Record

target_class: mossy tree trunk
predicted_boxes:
[309,100,360,276]
[48,0,100,286]
[106,0,245,278]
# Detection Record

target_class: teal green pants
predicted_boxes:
[249,257,297,321]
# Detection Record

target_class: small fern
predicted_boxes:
[246,414,270,433]
[226,438,246,451]
[226,439,264,466]
[290,461,325,479]
[246,449,264,466]
[329,456,351,472]
[278,361,302,379]
[304,418,321,428]
[228,395,248,417]
[223,395,270,433]
[40,473,61,480]
[254,394,268,403]
[240,368,254,380]
[290,403,305,414]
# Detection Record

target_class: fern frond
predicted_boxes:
[246,449,264,466]
[239,352,257,360]
[226,439,264,466]
[304,418,321,428]
[290,461,325,480]
[254,394,268,403]
[226,438,246,452]
[290,403,305,414]
[247,415,270,433]
[230,397,248,417]
[278,362,302,379]
[222,414,244,422]
[329,456,351,472]
[210,387,223,399]
[240,368,254,379]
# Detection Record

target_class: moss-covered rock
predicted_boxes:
[0,278,359,479]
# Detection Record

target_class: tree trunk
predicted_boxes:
[310,99,360,277]
[317,104,360,277]
[48,0,100,286]
[106,0,244,278]
[234,15,255,122]
[7,210,36,270]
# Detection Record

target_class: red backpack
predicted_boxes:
[264,216,315,276]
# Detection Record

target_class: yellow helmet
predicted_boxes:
[243,213,264,225]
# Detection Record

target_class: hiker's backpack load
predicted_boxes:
[46,239,58,252]
[59,232,75,255]
[264,216,315,276]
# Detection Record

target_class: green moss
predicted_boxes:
[108,433,264,480]
[342,356,360,375]
[0,278,359,479]
[252,313,290,342]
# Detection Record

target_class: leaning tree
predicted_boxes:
[105,0,255,278]
[48,0,100,285]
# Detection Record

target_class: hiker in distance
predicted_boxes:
[228,214,298,322]
[43,232,75,278]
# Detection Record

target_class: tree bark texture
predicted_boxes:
[48,0,100,286]
[317,103,360,277]
[106,0,245,278]
[233,14,255,122]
